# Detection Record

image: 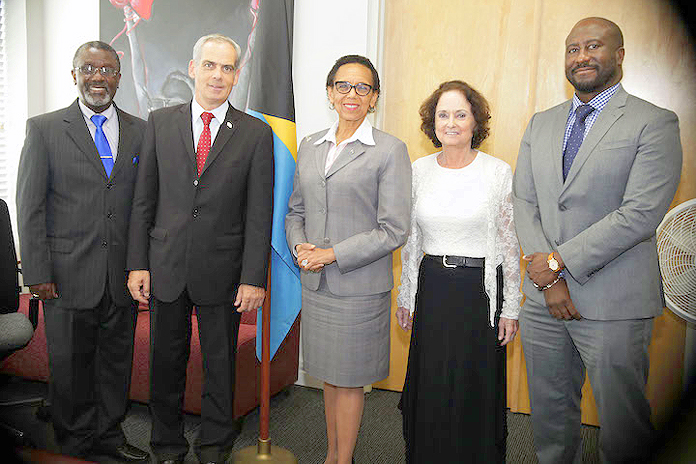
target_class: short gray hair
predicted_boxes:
[192,34,242,69]
[73,41,120,70]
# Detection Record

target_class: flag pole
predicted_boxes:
[232,271,297,463]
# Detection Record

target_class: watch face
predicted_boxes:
[548,258,559,271]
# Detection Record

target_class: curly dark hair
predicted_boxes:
[419,80,490,149]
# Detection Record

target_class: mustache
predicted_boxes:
[572,62,598,73]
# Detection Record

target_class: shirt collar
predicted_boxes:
[571,82,621,113]
[191,98,229,124]
[78,100,116,123]
[314,118,375,146]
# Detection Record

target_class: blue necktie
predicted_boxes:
[563,104,594,181]
[91,114,114,177]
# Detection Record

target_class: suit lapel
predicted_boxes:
[313,139,331,180]
[178,103,197,166]
[200,104,240,176]
[561,89,627,191]
[326,141,367,178]
[110,106,135,179]
[552,101,572,188]
[64,100,108,178]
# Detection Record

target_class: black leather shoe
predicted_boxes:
[157,460,183,464]
[91,443,150,462]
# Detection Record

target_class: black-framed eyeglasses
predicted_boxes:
[74,64,120,77]
[334,81,373,96]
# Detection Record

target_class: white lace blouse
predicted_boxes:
[396,151,522,326]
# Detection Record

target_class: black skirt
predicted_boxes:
[400,255,507,463]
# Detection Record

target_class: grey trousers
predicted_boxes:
[520,299,654,464]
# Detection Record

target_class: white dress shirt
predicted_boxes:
[314,118,375,174]
[191,99,229,149]
[78,100,119,160]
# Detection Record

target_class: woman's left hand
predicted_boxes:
[498,317,519,346]
[300,247,336,272]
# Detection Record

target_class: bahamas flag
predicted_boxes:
[244,0,301,360]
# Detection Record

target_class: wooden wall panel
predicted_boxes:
[376,0,695,428]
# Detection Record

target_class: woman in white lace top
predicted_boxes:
[396,81,521,463]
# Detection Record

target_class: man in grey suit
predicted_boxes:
[16,41,148,461]
[127,34,273,464]
[512,18,682,463]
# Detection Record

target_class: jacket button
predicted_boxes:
[319,208,325,214]
[559,204,567,211]
[106,183,113,189]
[321,181,326,187]
[107,211,113,219]
[192,208,199,218]
[323,237,330,244]
[193,179,199,186]
[101,240,108,247]
[555,239,561,245]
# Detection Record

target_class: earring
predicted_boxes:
[329,102,335,110]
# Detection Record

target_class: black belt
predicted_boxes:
[427,254,485,269]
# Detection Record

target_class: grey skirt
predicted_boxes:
[301,274,391,387]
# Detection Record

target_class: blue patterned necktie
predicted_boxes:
[563,104,594,181]
[91,114,114,177]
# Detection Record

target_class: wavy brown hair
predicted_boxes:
[419,80,490,149]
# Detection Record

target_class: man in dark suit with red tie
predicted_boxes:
[16,41,148,461]
[126,33,274,464]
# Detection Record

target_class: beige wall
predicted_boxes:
[375,0,695,427]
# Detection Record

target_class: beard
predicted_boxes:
[81,84,114,108]
[566,61,618,93]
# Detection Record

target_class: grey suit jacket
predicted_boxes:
[285,127,412,296]
[17,99,146,309]
[512,85,682,320]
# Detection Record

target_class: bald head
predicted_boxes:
[568,17,624,49]
[564,17,625,102]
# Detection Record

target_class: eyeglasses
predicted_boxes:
[334,81,373,96]
[74,64,120,77]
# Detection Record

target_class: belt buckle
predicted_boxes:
[442,255,457,269]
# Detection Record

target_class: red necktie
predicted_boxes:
[196,112,214,175]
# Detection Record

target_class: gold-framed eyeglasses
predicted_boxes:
[74,64,120,77]
[334,81,373,96]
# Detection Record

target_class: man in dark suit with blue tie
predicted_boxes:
[16,41,149,462]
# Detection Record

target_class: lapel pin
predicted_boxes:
[226,121,233,129]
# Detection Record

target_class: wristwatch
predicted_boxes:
[547,252,562,273]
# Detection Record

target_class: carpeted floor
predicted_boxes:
[0,376,603,463]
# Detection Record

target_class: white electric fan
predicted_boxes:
[656,198,696,389]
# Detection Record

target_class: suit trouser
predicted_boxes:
[149,289,241,462]
[520,298,654,464]
[43,290,138,457]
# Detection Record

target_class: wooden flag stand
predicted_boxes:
[232,279,297,463]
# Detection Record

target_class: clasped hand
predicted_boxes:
[296,243,336,272]
[523,252,581,321]
[522,252,560,287]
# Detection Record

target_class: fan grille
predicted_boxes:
[656,203,696,323]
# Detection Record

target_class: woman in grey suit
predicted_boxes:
[286,55,411,464]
